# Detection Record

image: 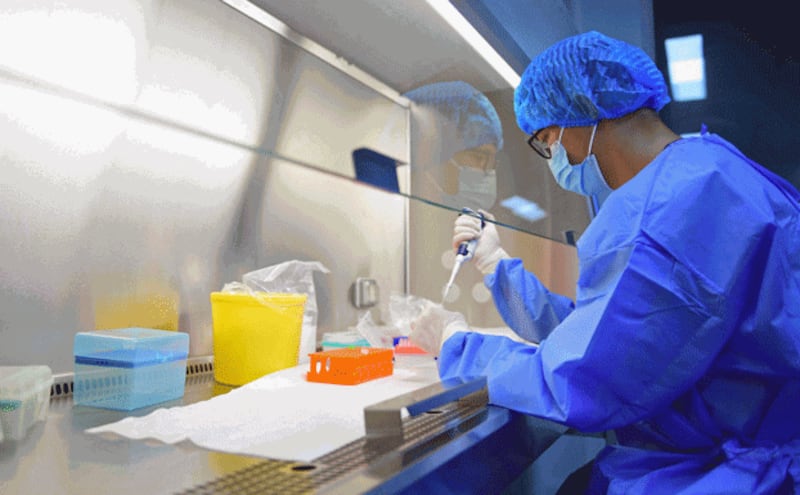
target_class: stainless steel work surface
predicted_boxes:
[0,368,566,494]
[0,373,266,494]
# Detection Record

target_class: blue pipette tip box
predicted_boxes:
[73,328,189,411]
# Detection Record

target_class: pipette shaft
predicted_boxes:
[441,208,485,303]
[442,238,477,302]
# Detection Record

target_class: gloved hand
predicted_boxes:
[452,209,509,275]
[409,303,468,354]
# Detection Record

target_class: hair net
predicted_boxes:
[404,81,503,152]
[514,31,670,134]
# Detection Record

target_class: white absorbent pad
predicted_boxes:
[85,356,440,462]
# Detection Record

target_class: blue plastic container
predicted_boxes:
[73,328,189,411]
[352,147,400,193]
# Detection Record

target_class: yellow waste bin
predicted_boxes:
[210,292,308,386]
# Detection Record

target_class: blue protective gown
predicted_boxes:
[438,131,800,494]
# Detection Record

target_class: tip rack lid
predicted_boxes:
[74,328,189,367]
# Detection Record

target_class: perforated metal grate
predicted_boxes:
[179,460,316,495]
[174,395,487,495]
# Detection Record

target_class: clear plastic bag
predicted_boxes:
[354,311,396,348]
[222,260,330,364]
[388,292,431,336]
[355,292,430,348]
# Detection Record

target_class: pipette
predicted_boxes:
[442,208,485,303]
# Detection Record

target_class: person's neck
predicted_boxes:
[597,109,680,188]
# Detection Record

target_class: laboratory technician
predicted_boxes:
[411,31,800,494]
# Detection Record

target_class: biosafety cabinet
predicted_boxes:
[0,0,649,493]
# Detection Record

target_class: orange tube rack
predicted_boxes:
[306,347,394,385]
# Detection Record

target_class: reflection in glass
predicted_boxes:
[403,81,503,213]
[352,147,400,193]
[0,0,589,244]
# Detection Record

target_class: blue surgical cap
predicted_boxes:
[514,31,670,134]
[404,81,503,152]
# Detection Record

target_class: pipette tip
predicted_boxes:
[441,284,451,304]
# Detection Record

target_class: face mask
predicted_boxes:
[547,125,613,208]
[445,159,497,211]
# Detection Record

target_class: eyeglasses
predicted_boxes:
[527,129,551,159]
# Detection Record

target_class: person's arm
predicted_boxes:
[438,240,729,432]
[486,258,574,343]
[453,211,573,342]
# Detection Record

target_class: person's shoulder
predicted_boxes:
[669,134,799,203]
[635,133,798,240]
[646,134,765,201]
[606,136,750,236]
[662,134,737,176]
[581,133,795,254]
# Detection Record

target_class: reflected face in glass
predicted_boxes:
[442,142,498,194]
[452,142,497,171]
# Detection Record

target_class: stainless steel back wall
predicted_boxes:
[0,0,408,372]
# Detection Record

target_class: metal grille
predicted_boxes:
[180,460,316,495]
[174,395,487,494]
